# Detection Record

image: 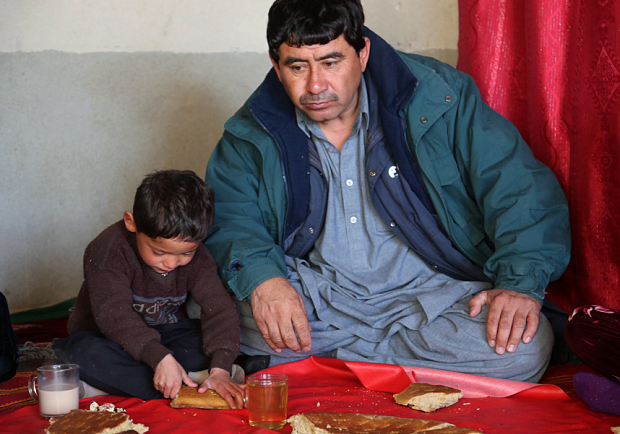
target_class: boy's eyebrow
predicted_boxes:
[283,51,344,66]
[152,245,199,255]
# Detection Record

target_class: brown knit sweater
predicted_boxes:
[68,220,240,372]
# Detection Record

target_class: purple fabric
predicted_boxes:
[565,305,620,382]
[573,372,620,416]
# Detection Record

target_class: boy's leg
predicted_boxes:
[157,318,210,372]
[160,318,249,383]
[53,331,165,400]
[54,320,213,400]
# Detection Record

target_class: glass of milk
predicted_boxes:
[28,364,80,418]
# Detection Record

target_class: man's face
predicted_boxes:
[272,35,370,128]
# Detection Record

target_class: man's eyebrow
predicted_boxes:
[283,51,345,66]
[317,52,345,62]
[283,56,307,66]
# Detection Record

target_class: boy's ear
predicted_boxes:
[123,211,137,233]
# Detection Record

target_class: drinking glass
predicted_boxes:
[28,364,80,418]
[246,373,289,429]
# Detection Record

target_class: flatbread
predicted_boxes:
[170,385,230,410]
[45,409,149,434]
[288,412,481,434]
[394,383,464,412]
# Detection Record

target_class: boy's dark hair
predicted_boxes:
[132,170,214,242]
[267,0,366,64]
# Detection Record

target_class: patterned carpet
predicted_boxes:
[0,316,69,416]
[0,371,38,417]
[539,363,596,400]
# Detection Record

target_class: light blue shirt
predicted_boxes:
[295,77,474,301]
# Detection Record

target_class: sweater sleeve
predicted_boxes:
[187,248,240,374]
[84,249,172,370]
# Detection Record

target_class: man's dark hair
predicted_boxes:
[267,0,365,64]
[132,170,214,242]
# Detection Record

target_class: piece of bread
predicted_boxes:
[429,428,484,434]
[170,385,230,409]
[287,413,481,434]
[611,427,620,434]
[394,383,464,412]
[45,409,149,434]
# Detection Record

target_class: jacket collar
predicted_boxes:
[249,28,421,237]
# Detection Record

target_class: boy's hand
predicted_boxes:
[154,354,197,399]
[198,367,245,409]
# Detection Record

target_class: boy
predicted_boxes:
[53,170,244,409]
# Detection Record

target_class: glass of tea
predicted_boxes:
[246,373,289,430]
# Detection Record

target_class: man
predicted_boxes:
[201,0,571,382]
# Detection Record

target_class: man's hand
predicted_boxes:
[153,354,197,399]
[198,367,245,409]
[469,288,541,355]
[250,277,312,353]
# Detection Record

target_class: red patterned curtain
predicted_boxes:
[457,1,620,312]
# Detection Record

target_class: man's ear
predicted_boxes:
[359,37,371,73]
[270,56,283,82]
[123,211,137,233]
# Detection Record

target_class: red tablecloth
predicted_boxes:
[3,356,619,433]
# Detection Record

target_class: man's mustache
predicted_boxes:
[300,92,339,104]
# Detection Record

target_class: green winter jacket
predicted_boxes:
[205,31,571,302]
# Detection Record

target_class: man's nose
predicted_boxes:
[307,67,328,94]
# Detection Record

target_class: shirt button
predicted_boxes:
[420,116,428,124]
[390,221,397,228]
[346,179,353,187]
[445,95,452,102]
[369,170,377,177]
[309,227,315,234]
[433,265,439,270]
[350,217,358,224]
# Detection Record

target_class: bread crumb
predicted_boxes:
[463,403,470,406]
[316,402,321,407]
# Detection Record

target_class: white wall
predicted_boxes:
[0,0,458,312]
[0,1,457,53]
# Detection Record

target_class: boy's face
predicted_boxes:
[124,212,200,274]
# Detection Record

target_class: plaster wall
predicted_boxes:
[0,0,459,311]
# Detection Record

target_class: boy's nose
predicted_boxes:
[163,258,178,270]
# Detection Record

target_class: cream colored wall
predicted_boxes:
[0,0,458,312]
[0,1,457,54]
